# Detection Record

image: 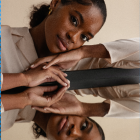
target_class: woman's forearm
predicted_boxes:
[82,102,110,117]
[1,92,29,111]
[81,44,110,59]
[2,73,28,91]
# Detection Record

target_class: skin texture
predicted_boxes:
[33,112,102,140]
[30,0,103,57]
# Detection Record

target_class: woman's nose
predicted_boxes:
[69,124,81,137]
[66,30,80,43]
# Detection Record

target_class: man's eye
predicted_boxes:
[81,34,89,42]
[81,120,88,130]
[71,16,78,26]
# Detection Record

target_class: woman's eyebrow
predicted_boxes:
[88,32,94,38]
[74,10,84,23]
[87,123,93,134]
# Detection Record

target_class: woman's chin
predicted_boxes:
[48,47,60,55]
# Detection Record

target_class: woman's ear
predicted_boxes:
[50,0,61,10]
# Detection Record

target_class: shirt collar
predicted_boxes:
[11,27,38,64]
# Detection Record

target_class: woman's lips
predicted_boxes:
[58,116,69,134]
[56,35,67,51]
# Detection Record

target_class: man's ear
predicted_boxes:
[50,0,61,10]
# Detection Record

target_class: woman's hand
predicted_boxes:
[23,63,70,87]
[32,93,85,116]
[25,86,68,108]
[32,92,110,117]
[29,48,83,70]
[2,86,68,111]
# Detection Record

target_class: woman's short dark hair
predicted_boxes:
[32,117,105,139]
[29,0,107,28]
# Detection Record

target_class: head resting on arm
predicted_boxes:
[32,114,105,140]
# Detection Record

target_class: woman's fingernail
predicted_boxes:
[67,80,70,84]
[64,83,68,86]
[44,108,47,111]
[32,108,35,110]
[43,66,47,69]
[64,73,68,77]
[31,64,34,68]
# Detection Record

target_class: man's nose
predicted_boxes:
[69,124,81,137]
[66,30,80,43]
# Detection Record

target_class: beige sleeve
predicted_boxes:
[104,98,140,118]
[1,73,5,113]
[103,38,140,64]
[103,84,140,118]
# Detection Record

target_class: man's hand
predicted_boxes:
[32,93,84,116]
[29,48,83,70]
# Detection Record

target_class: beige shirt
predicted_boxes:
[1,26,140,131]
[1,25,37,131]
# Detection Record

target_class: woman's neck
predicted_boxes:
[33,111,51,132]
[29,19,52,58]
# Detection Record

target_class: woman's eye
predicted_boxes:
[81,34,89,42]
[81,121,88,130]
[71,16,78,26]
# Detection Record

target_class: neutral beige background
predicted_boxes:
[1,0,140,140]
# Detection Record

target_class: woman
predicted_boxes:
[27,0,140,118]
[32,112,105,140]
[1,0,107,133]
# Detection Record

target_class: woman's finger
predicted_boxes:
[53,67,68,77]
[30,55,56,68]
[43,107,60,114]
[52,68,69,83]
[40,85,58,93]
[32,106,52,113]
[42,55,59,69]
[50,73,68,87]
[50,87,68,105]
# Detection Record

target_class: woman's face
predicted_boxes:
[45,0,103,54]
[46,114,101,140]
